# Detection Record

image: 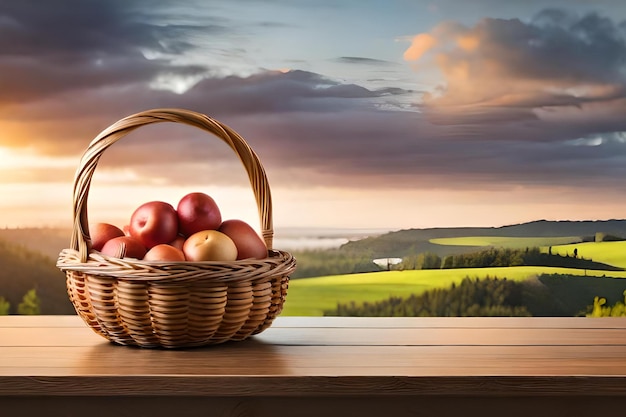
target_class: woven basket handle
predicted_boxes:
[70,108,273,262]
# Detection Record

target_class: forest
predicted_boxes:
[325,276,532,317]
[0,237,74,315]
[325,274,626,317]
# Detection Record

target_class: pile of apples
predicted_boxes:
[89,192,268,262]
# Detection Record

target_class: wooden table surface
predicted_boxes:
[1,315,626,416]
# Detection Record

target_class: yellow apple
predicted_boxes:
[183,230,237,261]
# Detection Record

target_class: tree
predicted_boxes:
[0,297,9,315]
[587,291,626,317]
[17,289,41,315]
[422,252,442,269]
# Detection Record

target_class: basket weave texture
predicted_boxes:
[57,108,296,348]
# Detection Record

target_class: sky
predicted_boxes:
[2,0,626,233]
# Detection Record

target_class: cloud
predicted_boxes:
[403,33,437,61]
[0,0,212,105]
[334,56,399,66]
[2,1,626,201]
[0,68,414,169]
[404,9,626,128]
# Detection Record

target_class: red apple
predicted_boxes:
[123,224,131,236]
[183,230,237,261]
[143,244,186,262]
[219,219,268,260]
[169,235,185,251]
[129,201,179,249]
[177,192,222,237]
[89,222,125,251]
[101,236,147,259]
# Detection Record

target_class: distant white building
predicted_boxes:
[373,257,403,270]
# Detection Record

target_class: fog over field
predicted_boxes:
[274,227,394,250]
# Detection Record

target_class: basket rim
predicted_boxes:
[57,247,296,283]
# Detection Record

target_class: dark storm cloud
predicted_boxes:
[1,68,414,164]
[178,70,412,113]
[0,0,213,104]
[518,10,626,83]
[0,0,213,56]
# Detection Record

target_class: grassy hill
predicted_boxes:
[430,236,583,248]
[282,266,626,316]
[341,220,626,258]
[545,241,626,268]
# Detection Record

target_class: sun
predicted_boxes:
[0,146,20,170]
[0,145,77,170]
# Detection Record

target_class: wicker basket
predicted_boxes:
[57,108,296,348]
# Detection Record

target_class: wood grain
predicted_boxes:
[1,316,626,417]
[3,321,626,347]
[3,315,626,328]
[3,344,626,375]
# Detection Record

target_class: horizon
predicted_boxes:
[4,217,626,233]
[4,218,626,253]
[2,1,626,230]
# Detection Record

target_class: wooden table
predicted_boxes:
[1,316,626,416]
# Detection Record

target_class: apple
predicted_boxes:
[143,244,186,262]
[129,201,179,248]
[89,222,125,251]
[101,236,147,259]
[177,192,222,237]
[183,230,237,261]
[169,235,185,251]
[218,219,268,260]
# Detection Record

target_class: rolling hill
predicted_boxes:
[340,219,626,258]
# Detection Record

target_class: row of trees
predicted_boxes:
[289,249,380,278]
[0,289,41,315]
[325,277,532,317]
[398,252,442,270]
[397,247,622,271]
[287,244,622,279]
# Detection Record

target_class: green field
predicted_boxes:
[430,236,582,248]
[282,266,626,316]
[543,241,626,268]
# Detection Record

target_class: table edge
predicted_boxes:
[2,375,626,397]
